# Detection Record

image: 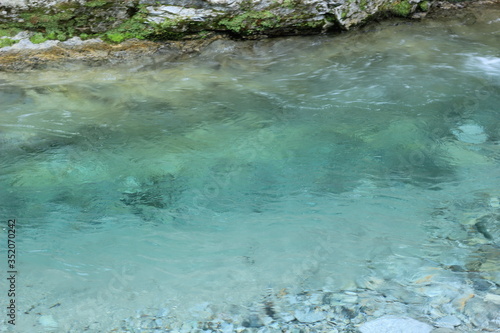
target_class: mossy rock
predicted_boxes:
[0,28,22,38]
[0,38,17,48]
[387,0,414,17]
[418,1,430,12]
[218,11,280,34]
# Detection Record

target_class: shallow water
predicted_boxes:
[1,12,500,332]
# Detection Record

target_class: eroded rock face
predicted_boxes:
[0,0,428,41]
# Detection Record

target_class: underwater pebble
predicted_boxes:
[280,312,295,322]
[435,315,461,328]
[242,314,263,328]
[359,316,433,333]
[490,197,500,208]
[452,123,488,144]
[220,322,234,333]
[156,307,169,317]
[38,315,58,329]
[294,308,326,323]
[431,329,455,333]
[472,278,495,291]
[484,293,500,305]
[189,302,213,318]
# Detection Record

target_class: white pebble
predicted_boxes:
[484,293,500,305]
[38,315,58,329]
[294,308,326,323]
[435,315,461,328]
[452,123,488,144]
[359,316,433,333]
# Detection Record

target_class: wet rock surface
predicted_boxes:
[0,33,222,71]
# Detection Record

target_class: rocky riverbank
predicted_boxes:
[0,0,499,71]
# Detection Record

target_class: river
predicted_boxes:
[0,10,499,332]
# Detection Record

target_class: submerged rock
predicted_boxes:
[38,315,59,330]
[473,213,500,245]
[294,308,327,323]
[435,315,461,328]
[452,123,488,144]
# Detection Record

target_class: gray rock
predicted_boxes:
[431,329,455,333]
[156,307,170,317]
[61,36,84,47]
[474,213,500,245]
[452,123,488,144]
[242,314,263,328]
[471,277,496,292]
[7,38,60,51]
[435,315,461,328]
[12,31,32,40]
[280,312,295,322]
[294,308,326,323]
[145,5,219,24]
[484,293,500,305]
[359,316,433,333]
[220,322,234,333]
[38,315,59,329]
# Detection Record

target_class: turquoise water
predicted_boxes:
[1,13,500,332]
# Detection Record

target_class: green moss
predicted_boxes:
[3,1,122,43]
[302,20,324,29]
[282,0,296,9]
[55,1,80,11]
[56,32,68,41]
[389,0,413,16]
[29,32,48,44]
[16,8,77,42]
[0,28,22,38]
[105,32,126,43]
[20,11,75,31]
[325,13,337,23]
[418,1,430,11]
[196,30,211,39]
[85,0,110,7]
[148,18,186,40]
[218,11,279,34]
[45,31,57,40]
[359,0,368,11]
[0,38,18,48]
[157,18,178,29]
[103,6,152,43]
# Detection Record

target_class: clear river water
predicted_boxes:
[0,9,499,333]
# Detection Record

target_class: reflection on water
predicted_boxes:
[1,13,500,332]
